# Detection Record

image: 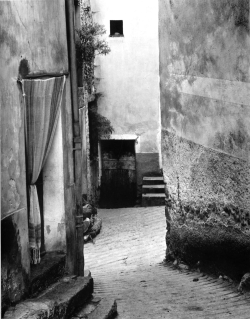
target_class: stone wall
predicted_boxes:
[159,0,250,280]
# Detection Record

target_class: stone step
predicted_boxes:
[142,193,165,207]
[29,251,66,298]
[4,274,94,319]
[142,176,164,185]
[143,177,164,180]
[142,185,165,194]
[71,296,117,319]
[142,193,165,197]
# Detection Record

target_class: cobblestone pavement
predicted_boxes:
[84,207,250,319]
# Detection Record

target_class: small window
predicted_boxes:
[110,20,123,37]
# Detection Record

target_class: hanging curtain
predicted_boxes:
[22,76,66,264]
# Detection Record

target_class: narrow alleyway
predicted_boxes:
[84,207,250,318]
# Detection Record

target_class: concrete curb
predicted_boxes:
[3,276,94,319]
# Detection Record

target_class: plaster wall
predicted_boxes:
[0,0,71,308]
[159,0,250,156]
[159,0,250,279]
[91,0,161,155]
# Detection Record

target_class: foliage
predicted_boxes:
[76,23,113,159]
[76,23,111,94]
[76,22,110,62]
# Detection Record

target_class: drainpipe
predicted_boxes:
[65,0,84,276]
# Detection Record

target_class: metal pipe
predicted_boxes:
[65,0,80,136]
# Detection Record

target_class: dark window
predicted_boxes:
[110,20,123,37]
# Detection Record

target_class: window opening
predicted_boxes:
[110,20,123,37]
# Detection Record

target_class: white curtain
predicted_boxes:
[22,76,66,264]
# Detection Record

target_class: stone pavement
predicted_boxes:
[84,207,250,319]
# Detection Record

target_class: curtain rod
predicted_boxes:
[23,72,69,79]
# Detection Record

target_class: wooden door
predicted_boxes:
[100,140,136,208]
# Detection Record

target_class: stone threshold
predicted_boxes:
[29,251,66,297]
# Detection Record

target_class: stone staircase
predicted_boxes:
[141,176,165,207]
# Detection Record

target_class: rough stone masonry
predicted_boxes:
[159,0,250,282]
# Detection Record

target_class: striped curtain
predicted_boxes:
[22,76,66,264]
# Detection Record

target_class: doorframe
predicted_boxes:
[98,134,140,187]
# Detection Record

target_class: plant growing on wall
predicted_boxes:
[88,94,114,160]
[76,22,111,94]
[76,21,113,159]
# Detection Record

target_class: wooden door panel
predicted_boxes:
[100,168,136,208]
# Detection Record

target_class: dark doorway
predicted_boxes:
[99,140,136,208]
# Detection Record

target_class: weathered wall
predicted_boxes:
[91,0,161,181]
[0,0,73,309]
[159,0,250,279]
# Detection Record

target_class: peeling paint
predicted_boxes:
[46,225,51,235]
[7,179,21,212]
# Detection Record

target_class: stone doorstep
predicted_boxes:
[142,185,165,188]
[142,194,165,207]
[142,194,165,197]
[29,251,66,297]
[143,177,164,181]
[72,296,118,319]
[3,275,94,319]
[142,185,165,195]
